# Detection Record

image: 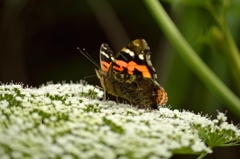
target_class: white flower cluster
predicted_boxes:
[0,83,239,159]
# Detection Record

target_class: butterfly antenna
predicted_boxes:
[77,47,100,69]
[83,75,96,80]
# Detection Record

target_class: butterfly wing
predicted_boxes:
[99,43,115,72]
[112,39,158,80]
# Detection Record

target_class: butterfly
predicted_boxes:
[94,39,168,109]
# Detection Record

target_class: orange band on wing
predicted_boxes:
[101,61,111,72]
[128,61,152,78]
[136,65,151,78]
[114,60,128,72]
[126,61,136,71]
[113,60,152,78]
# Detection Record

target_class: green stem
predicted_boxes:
[206,3,240,93]
[197,152,208,159]
[223,26,240,92]
[143,0,240,117]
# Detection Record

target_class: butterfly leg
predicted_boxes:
[91,86,96,99]
[103,89,107,101]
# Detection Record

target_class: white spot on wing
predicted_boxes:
[154,74,158,79]
[146,55,153,66]
[101,45,107,49]
[100,51,109,58]
[125,49,135,57]
[111,57,115,61]
[138,54,144,60]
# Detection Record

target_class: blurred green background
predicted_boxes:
[0,0,239,158]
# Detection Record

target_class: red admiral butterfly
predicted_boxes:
[95,39,168,109]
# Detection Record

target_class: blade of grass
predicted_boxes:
[143,0,240,117]
[224,28,240,92]
[205,3,240,93]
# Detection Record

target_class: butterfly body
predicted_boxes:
[95,39,168,109]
